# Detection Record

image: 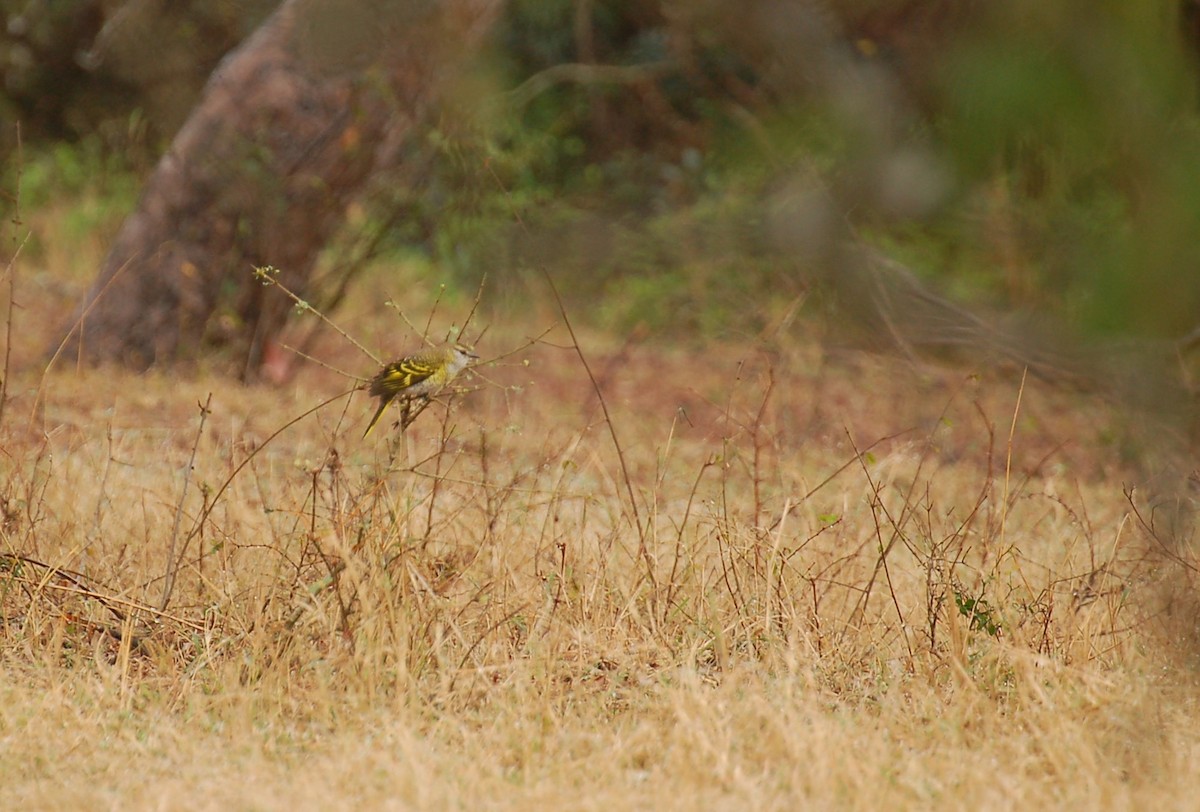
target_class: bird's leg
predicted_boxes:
[400,395,431,430]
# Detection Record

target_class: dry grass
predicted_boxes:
[2,263,1200,811]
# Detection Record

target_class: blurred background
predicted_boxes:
[3,0,1200,405]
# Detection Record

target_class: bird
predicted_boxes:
[362,343,478,438]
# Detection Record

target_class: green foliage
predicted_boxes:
[932,0,1200,337]
[14,135,139,211]
[9,137,140,271]
[386,0,825,336]
[15,0,1200,345]
[954,590,1002,638]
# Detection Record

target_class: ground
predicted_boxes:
[1,259,1199,811]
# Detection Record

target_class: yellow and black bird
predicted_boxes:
[362,343,478,438]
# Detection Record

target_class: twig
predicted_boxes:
[1000,367,1028,549]
[540,269,656,595]
[35,251,140,430]
[161,394,212,612]
[846,428,915,662]
[750,365,775,528]
[509,61,675,109]
[178,389,356,578]
[421,287,444,346]
[0,552,205,633]
[447,603,529,694]
[0,233,29,429]
[279,343,362,381]
[459,272,487,340]
[254,265,380,364]
[1178,323,1200,354]
[1124,485,1200,574]
[663,454,715,621]
[765,427,915,533]
[0,121,22,428]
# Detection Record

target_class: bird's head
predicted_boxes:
[449,343,479,373]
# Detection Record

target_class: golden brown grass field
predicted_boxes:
[4,213,1200,810]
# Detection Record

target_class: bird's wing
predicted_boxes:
[369,356,439,397]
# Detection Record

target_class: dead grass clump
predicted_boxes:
[0,306,1198,808]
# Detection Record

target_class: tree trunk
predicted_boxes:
[56,0,502,375]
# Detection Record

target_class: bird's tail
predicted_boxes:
[362,396,392,439]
